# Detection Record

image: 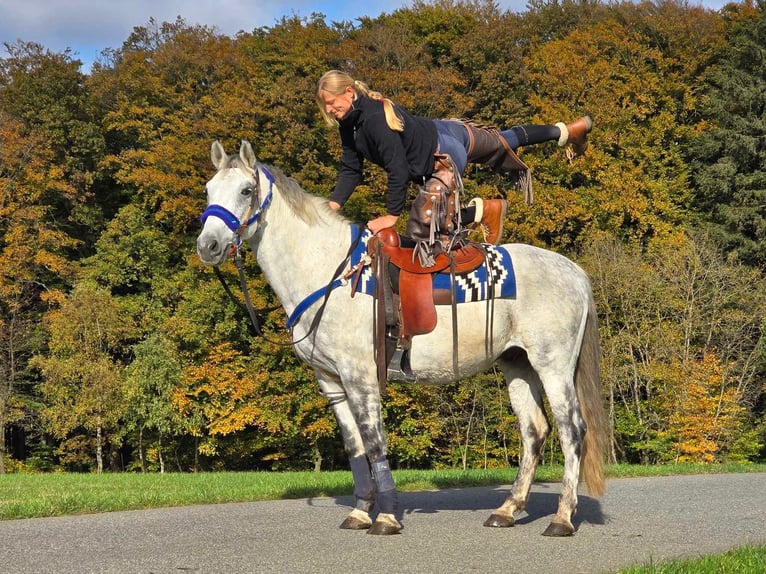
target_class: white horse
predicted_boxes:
[196,140,607,536]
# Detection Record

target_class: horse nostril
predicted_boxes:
[197,234,223,260]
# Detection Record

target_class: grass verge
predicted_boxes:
[618,543,766,573]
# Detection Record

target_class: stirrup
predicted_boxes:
[387,347,417,383]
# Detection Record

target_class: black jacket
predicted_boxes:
[330,94,439,216]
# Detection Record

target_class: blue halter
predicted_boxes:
[200,166,275,244]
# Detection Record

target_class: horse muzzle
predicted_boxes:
[196,231,236,266]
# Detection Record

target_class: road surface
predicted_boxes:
[1,472,764,573]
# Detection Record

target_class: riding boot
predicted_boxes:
[555,116,593,157]
[467,197,507,245]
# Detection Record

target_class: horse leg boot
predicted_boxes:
[368,456,402,535]
[316,377,375,530]
[339,454,375,530]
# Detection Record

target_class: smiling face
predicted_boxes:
[318,86,355,121]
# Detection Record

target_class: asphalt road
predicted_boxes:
[1,473,764,574]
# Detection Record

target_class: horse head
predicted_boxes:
[197,140,274,266]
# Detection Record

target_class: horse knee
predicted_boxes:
[319,388,348,407]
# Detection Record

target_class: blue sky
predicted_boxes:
[1,0,728,72]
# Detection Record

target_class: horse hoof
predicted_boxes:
[367,515,402,535]
[339,509,373,530]
[340,516,372,530]
[542,520,575,537]
[484,513,515,528]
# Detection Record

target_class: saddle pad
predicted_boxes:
[349,225,517,303]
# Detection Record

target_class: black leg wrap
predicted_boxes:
[371,457,398,515]
[376,488,399,515]
[349,454,375,510]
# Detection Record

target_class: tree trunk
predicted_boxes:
[96,424,103,474]
[138,426,146,473]
[0,398,6,475]
[0,424,5,474]
[312,444,322,472]
[158,433,165,474]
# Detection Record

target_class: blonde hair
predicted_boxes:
[316,70,404,132]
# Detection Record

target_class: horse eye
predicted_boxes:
[241,186,254,196]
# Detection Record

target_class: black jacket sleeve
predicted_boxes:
[330,137,363,207]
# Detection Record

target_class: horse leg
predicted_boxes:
[485,354,550,528]
[538,369,587,537]
[341,377,402,535]
[316,374,374,530]
[368,455,402,535]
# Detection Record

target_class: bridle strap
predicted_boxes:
[200,165,275,245]
[213,224,364,348]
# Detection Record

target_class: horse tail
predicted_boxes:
[575,291,608,497]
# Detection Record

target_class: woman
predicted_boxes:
[316,69,591,244]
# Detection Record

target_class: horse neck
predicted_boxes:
[250,195,352,311]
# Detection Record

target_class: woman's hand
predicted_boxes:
[367,214,399,234]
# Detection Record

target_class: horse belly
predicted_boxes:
[407,300,517,383]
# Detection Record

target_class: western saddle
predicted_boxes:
[366,227,487,390]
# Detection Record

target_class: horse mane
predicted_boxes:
[222,154,348,227]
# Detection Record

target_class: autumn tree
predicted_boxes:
[1,41,109,249]
[123,333,192,472]
[32,283,135,472]
[581,233,766,463]
[0,115,79,472]
[179,340,340,471]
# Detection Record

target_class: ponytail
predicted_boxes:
[352,80,404,132]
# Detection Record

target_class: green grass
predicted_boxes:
[618,543,766,573]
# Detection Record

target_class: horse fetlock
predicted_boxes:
[375,488,398,516]
[354,497,375,513]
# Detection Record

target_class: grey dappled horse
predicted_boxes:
[196,140,607,536]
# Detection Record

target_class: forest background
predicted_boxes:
[1,0,765,475]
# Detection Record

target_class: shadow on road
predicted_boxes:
[325,483,605,529]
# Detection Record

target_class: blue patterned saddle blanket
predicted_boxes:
[349,226,516,303]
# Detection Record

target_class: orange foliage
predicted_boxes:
[660,353,746,463]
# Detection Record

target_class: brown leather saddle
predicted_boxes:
[367,227,487,387]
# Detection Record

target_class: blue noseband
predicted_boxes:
[200,166,275,237]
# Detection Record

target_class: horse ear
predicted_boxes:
[211,141,227,170]
[239,140,257,169]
